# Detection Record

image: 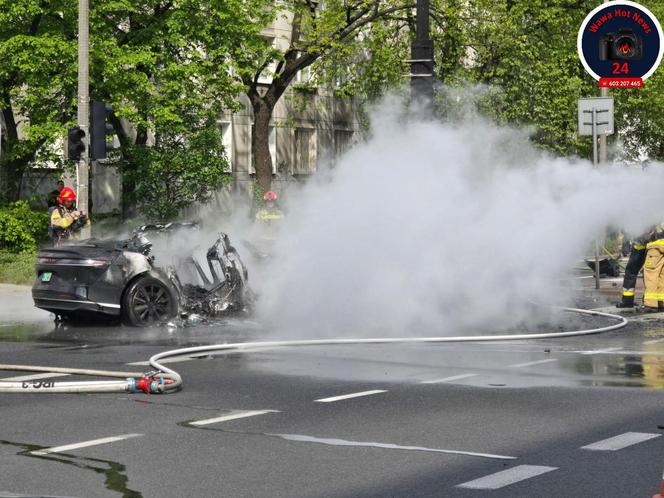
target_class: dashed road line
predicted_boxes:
[508,359,558,368]
[270,434,516,460]
[189,410,280,426]
[315,390,387,403]
[0,373,69,382]
[419,373,479,384]
[30,433,142,456]
[456,465,558,490]
[581,432,661,451]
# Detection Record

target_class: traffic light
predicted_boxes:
[67,127,86,161]
[90,101,116,160]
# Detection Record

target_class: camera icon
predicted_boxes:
[599,29,643,61]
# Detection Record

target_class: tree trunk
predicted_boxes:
[0,105,28,202]
[251,98,274,193]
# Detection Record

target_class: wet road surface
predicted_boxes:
[1,288,664,497]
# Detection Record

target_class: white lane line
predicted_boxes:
[30,433,142,456]
[456,465,558,490]
[508,359,558,368]
[419,373,478,384]
[644,338,664,345]
[271,434,516,460]
[581,432,661,451]
[580,347,624,355]
[315,390,387,403]
[0,373,69,382]
[189,410,280,426]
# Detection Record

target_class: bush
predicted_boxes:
[0,201,50,253]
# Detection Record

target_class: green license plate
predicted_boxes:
[40,272,52,283]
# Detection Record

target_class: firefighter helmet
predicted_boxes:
[58,187,77,204]
[263,191,277,202]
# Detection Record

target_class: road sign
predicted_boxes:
[577,1,663,88]
[578,97,614,136]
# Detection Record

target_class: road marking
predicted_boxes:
[189,410,279,426]
[270,434,516,460]
[581,432,661,451]
[456,465,558,489]
[419,373,478,384]
[0,373,69,382]
[30,433,142,456]
[643,338,664,345]
[314,390,387,403]
[580,347,624,355]
[508,359,558,368]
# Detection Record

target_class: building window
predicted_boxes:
[334,130,354,158]
[294,127,316,173]
[220,122,233,172]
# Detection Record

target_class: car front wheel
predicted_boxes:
[122,276,176,326]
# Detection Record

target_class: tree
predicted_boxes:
[0,0,270,214]
[0,0,77,201]
[121,120,231,220]
[442,0,664,161]
[229,0,431,192]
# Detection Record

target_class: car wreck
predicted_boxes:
[32,223,254,326]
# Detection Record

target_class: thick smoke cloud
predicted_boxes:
[254,97,664,337]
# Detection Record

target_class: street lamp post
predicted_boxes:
[408,0,434,105]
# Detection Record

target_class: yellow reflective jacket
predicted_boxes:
[49,206,76,230]
[255,208,284,222]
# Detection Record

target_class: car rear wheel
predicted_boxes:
[122,276,176,326]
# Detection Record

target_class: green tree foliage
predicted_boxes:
[121,121,231,221]
[441,0,664,161]
[0,200,49,253]
[0,0,270,216]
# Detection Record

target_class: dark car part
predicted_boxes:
[122,275,178,326]
[32,223,253,325]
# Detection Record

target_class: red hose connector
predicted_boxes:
[127,376,173,394]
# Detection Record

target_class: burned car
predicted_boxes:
[32,223,254,326]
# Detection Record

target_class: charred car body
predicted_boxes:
[32,223,254,326]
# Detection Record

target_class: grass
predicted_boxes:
[0,251,36,285]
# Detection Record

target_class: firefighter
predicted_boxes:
[253,191,284,245]
[49,187,88,245]
[616,238,647,308]
[255,191,284,224]
[643,224,664,310]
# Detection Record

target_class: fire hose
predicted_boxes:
[0,306,628,394]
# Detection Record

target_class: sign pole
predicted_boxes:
[592,109,600,289]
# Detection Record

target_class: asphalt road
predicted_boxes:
[1,286,664,497]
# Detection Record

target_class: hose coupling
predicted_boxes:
[127,376,170,394]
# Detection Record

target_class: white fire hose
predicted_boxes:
[0,306,628,394]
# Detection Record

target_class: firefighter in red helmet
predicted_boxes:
[49,187,88,245]
[254,190,284,245]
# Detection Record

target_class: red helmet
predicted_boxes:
[263,191,277,202]
[57,187,76,204]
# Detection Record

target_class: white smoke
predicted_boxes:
[253,96,664,337]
